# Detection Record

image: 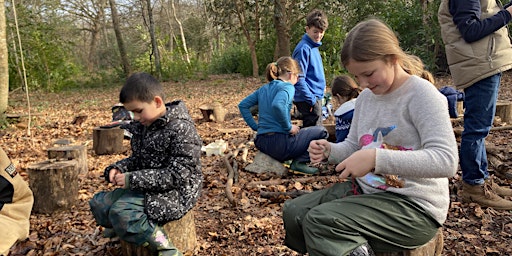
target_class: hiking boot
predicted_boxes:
[290,160,318,175]
[461,181,512,210]
[349,243,376,256]
[488,179,512,197]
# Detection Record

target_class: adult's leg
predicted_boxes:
[460,74,501,185]
[282,181,362,254]
[303,192,439,256]
[295,99,323,127]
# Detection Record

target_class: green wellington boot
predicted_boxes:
[143,226,183,256]
[290,160,318,175]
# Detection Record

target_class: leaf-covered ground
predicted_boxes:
[3,73,512,256]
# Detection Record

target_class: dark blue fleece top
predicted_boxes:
[449,0,512,43]
[238,79,295,135]
[292,33,326,106]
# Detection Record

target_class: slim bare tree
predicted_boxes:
[0,0,8,113]
[109,0,131,76]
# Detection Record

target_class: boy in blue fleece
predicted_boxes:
[292,9,328,127]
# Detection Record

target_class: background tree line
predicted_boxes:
[3,0,501,96]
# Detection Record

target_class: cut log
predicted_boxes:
[47,145,88,174]
[120,209,197,255]
[496,100,511,123]
[323,123,336,142]
[92,127,124,155]
[375,228,443,256]
[27,160,79,214]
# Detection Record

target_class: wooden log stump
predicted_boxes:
[199,103,226,122]
[93,127,124,155]
[27,160,79,214]
[375,228,443,256]
[496,100,511,123]
[120,209,197,255]
[323,123,336,142]
[47,145,88,174]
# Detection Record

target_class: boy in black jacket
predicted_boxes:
[89,72,202,256]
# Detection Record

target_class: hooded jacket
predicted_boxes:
[438,0,512,89]
[104,100,202,224]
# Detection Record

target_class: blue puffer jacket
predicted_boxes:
[104,100,203,223]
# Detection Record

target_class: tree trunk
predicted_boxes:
[87,0,107,72]
[170,0,190,64]
[273,0,291,58]
[109,0,131,77]
[0,0,8,113]
[145,0,162,78]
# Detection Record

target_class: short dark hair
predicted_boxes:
[119,72,165,103]
[306,9,328,31]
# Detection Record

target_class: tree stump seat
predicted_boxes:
[199,103,225,122]
[92,126,124,155]
[375,228,444,256]
[120,209,197,256]
[47,145,88,174]
[27,159,79,214]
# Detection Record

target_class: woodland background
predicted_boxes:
[1,0,512,255]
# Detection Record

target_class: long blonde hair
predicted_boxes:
[340,18,434,84]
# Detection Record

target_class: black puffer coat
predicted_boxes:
[104,100,202,223]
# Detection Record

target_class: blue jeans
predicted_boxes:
[254,126,328,163]
[460,73,501,185]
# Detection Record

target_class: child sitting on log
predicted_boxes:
[89,72,202,256]
[0,146,34,255]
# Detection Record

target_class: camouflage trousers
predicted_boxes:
[89,188,154,246]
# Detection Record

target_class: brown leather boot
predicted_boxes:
[488,179,512,197]
[461,181,512,210]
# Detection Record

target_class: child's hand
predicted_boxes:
[289,125,300,135]
[108,168,122,185]
[336,149,376,178]
[308,139,330,163]
[112,173,126,187]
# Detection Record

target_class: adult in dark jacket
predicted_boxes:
[89,72,202,256]
[438,0,512,210]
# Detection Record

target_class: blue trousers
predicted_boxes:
[460,73,501,185]
[254,126,328,163]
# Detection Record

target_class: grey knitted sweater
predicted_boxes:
[329,75,458,225]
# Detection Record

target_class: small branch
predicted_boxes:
[223,153,237,206]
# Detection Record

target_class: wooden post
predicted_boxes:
[92,127,124,155]
[496,100,511,123]
[27,160,79,214]
[47,145,88,174]
[375,228,443,256]
[120,209,197,255]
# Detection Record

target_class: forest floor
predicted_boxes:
[2,72,512,256]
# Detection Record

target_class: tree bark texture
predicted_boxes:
[120,209,197,255]
[47,145,88,174]
[28,160,79,214]
[0,0,8,113]
[109,0,131,77]
[92,127,124,155]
